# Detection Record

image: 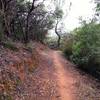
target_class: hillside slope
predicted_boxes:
[0,43,100,100]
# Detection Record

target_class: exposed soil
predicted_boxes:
[0,43,100,100]
[37,49,100,100]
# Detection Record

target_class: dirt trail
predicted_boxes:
[52,51,75,100]
[38,50,77,100]
[39,50,100,100]
[49,51,76,100]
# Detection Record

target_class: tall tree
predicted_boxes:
[53,0,72,47]
[0,0,16,37]
[0,0,56,43]
[24,0,46,43]
[54,7,63,47]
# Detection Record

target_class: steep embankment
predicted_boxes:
[0,42,100,100]
[0,42,41,99]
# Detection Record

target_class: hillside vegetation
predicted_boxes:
[62,21,100,76]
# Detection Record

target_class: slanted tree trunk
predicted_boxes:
[55,19,61,48]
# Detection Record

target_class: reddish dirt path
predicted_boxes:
[39,49,100,100]
[39,50,77,100]
[48,51,76,100]
[21,48,100,100]
[52,51,76,100]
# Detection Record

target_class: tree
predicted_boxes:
[0,0,16,37]
[27,4,54,43]
[18,0,54,43]
[0,0,60,44]
[54,7,63,47]
[53,0,72,47]
[71,21,100,69]
[95,0,100,22]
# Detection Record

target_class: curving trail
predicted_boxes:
[32,48,100,100]
[39,50,77,100]
[1,43,100,100]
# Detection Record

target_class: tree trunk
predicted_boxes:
[1,0,11,37]
[24,16,29,43]
[55,19,61,48]
[24,0,36,43]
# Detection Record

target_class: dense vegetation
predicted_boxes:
[0,0,64,44]
[62,20,100,75]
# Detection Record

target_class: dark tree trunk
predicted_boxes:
[24,0,36,43]
[55,19,61,48]
[24,15,29,43]
[1,0,12,37]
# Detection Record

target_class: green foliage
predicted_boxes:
[0,0,55,43]
[96,3,100,11]
[63,21,100,71]
[61,34,74,59]
[3,42,18,51]
[46,36,58,49]
[72,22,100,67]
[0,16,4,41]
[0,93,12,100]
[54,7,63,19]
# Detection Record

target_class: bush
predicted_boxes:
[61,34,74,59]
[63,21,100,73]
[3,42,18,51]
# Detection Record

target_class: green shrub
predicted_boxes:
[71,21,100,70]
[63,21,100,72]
[0,93,12,100]
[61,34,75,59]
[3,42,18,51]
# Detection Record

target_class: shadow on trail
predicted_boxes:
[78,67,100,81]
[62,52,100,81]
